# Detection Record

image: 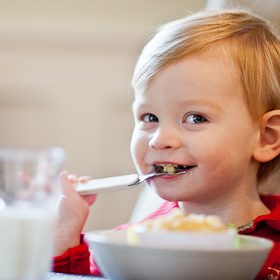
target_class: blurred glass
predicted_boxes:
[0,147,65,280]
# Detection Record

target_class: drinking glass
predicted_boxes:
[0,147,65,280]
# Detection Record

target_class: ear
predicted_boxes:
[253,110,280,162]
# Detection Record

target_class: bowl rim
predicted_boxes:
[85,230,274,253]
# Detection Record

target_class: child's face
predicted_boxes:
[131,52,261,202]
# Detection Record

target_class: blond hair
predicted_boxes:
[132,10,280,186]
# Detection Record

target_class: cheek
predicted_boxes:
[197,139,251,180]
[190,136,233,172]
[130,129,147,171]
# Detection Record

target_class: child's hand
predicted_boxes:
[53,171,97,256]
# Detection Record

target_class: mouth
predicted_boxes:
[153,163,195,175]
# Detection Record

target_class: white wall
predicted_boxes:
[0,0,206,230]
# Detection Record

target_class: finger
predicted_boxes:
[59,171,76,195]
[67,174,78,184]
[78,176,92,183]
[59,171,70,186]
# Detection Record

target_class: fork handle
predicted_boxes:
[76,174,139,195]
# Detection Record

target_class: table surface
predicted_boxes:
[48,272,108,280]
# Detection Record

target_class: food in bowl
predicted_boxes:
[133,208,227,232]
[127,209,237,249]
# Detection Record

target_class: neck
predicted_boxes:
[178,190,270,228]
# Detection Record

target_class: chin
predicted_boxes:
[155,190,184,202]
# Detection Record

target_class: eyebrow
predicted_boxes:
[131,98,223,112]
[176,98,223,112]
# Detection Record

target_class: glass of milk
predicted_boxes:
[0,148,65,280]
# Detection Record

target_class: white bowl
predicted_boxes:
[85,230,273,280]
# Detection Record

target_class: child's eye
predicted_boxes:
[142,113,158,123]
[185,114,207,124]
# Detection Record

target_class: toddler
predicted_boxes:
[53,9,280,280]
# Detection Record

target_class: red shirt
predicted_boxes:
[53,194,280,279]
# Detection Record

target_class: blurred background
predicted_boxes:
[0,0,279,231]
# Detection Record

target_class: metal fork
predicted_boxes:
[130,171,187,186]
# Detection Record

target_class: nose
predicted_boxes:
[149,127,182,150]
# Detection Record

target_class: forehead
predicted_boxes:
[132,51,253,126]
[135,49,243,103]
